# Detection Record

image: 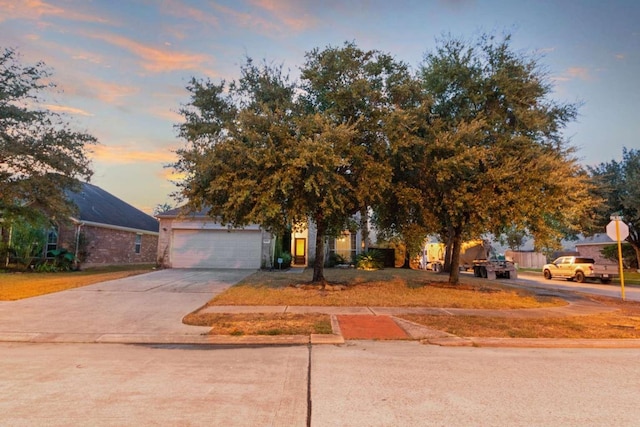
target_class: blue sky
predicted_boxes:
[2,0,638,214]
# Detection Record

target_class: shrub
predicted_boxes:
[34,248,77,272]
[327,252,346,267]
[274,251,292,269]
[601,243,638,269]
[356,250,384,270]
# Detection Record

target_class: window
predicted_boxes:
[135,234,142,254]
[330,232,357,262]
[45,227,58,257]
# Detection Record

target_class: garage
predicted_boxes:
[170,229,263,269]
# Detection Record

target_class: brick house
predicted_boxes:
[575,233,616,265]
[56,183,159,267]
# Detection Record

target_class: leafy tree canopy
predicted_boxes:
[589,147,640,267]
[173,45,408,283]
[0,47,97,221]
[378,33,596,283]
[173,36,599,285]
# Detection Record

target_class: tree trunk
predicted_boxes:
[448,231,463,285]
[360,207,370,253]
[402,246,411,269]
[443,241,452,273]
[632,242,640,270]
[312,218,327,284]
[443,224,454,273]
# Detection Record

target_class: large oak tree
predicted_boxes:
[382,34,595,284]
[589,148,640,267]
[173,44,407,283]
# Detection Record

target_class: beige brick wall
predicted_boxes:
[576,244,611,265]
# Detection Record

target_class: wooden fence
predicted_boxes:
[505,250,547,269]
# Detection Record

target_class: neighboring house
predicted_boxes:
[156,207,375,269]
[58,182,159,267]
[575,233,616,265]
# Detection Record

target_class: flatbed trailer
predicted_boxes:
[472,259,517,280]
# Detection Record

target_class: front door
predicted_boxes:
[294,238,306,265]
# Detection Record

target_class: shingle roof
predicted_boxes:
[155,205,211,218]
[67,182,159,233]
[575,233,615,245]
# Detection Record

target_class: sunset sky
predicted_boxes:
[2,0,638,214]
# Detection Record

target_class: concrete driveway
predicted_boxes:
[0,269,253,342]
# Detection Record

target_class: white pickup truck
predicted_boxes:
[542,256,619,284]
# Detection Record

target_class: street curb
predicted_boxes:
[3,330,640,348]
[426,337,640,348]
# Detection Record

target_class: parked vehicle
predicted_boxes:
[542,256,619,284]
[419,240,517,279]
[472,255,518,280]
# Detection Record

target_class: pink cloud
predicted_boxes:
[249,0,318,32]
[90,144,177,164]
[86,32,210,73]
[0,0,109,24]
[159,0,220,27]
[565,67,591,81]
[88,80,140,104]
[44,104,93,116]
[552,67,592,83]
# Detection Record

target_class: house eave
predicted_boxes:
[70,217,159,236]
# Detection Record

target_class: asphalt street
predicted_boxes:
[504,270,640,301]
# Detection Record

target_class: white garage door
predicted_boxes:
[171,230,262,269]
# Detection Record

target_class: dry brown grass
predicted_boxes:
[183,312,332,335]
[400,296,640,339]
[0,265,156,300]
[208,268,565,309]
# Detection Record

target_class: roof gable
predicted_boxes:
[575,233,615,246]
[156,205,211,219]
[67,183,159,233]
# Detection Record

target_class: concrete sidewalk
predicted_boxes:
[195,297,640,348]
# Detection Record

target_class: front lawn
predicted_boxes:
[183,312,332,336]
[400,295,640,339]
[206,268,565,309]
[190,268,640,339]
[0,264,156,300]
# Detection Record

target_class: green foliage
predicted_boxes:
[313,320,334,334]
[0,47,97,220]
[153,203,174,216]
[327,252,347,267]
[600,243,638,269]
[272,233,292,269]
[172,36,594,284]
[7,216,48,270]
[356,250,384,270]
[589,148,640,268]
[275,252,292,269]
[378,33,593,283]
[498,225,529,251]
[173,46,408,283]
[43,248,77,271]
